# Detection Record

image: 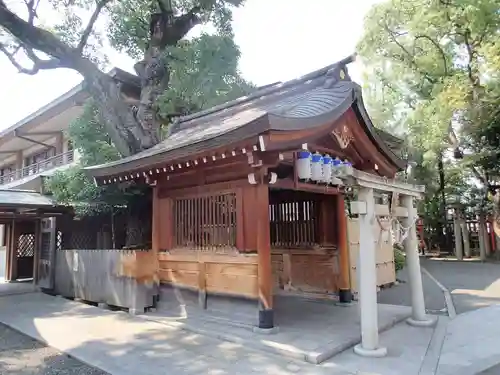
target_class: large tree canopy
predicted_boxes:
[357,0,500,249]
[0,0,247,156]
[37,0,253,217]
[357,0,500,200]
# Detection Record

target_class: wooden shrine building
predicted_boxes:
[87,56,435,357]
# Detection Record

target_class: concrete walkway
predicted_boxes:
[149,287,411,364]
[0,280,36,297]
[421,258,500,314]
[0,285,499,375]
[0,292,438,375]
[378,267,446,314]
[437,304,500,375]
[0,293,354,375]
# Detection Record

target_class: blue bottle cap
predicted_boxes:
[311,153,323,162]
[298,150,311,159]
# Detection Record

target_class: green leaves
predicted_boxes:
[358,0,500,219]
[44,0,251,216]
[157,32,253,118]
[107,0,244,59]
[67,100,121,167]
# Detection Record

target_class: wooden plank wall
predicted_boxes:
[154,180,341,300]
[152,178,265,300]
[271,250,340,293]
[158,252,258,298]
[348,214,396,294]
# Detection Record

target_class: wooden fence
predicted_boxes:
[54,249,158,313]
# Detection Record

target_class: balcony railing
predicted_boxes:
[0,150,75,186]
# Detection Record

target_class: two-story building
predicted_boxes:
[0,68,139,281]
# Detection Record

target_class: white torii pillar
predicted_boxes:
[403,195,435,327]
[354,187,387,357]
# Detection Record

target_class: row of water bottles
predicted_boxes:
[296,150,353,185]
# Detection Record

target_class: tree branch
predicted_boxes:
[0,2,76,62]
[163,6,201,46]
[0,41,63,74]
[414,34,449,76]
[157,0,171,15]
[24,0,40,25]
[77,0,112,53]
[381,20,438,85]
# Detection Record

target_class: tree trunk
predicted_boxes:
[133,47,167,146]
[70,57,155,156]
[437,153,449,253]
[0,1,201,157]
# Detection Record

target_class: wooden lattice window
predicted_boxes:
[269,200,319,248]
[69,230,97,250]
[17,234,35,257]
[173,192,237,250]
[57,231,63,250]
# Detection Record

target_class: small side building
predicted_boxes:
[86,57,434,357]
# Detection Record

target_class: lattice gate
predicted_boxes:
[16,230,35,279]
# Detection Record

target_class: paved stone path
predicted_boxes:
[3,259,500,375]
[0,293,355,375]
[421,258,500,314]
[478,363,500,374]
[378,266,446,314]
[437,304,500,375]
[0,323,107,375]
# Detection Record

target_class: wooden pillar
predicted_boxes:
[15,151,23,179]
[461,219,471,258]
[55,132,64,155]
[6,221,17,281]
[152,187,160,254]
[479,215,487,261]
[453,217,463,261]
[354,187,387,357]
[483,217,491,257]
[318,197,336,245]
[151,187,161,305]
[33,219,41,284]
[255,183,273,330]
[4,224,11,281]
[336,194,352,303]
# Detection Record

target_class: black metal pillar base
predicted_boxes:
[339,288,353,304]
[258,309,274,329]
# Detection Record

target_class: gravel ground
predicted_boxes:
[0,323,108,375]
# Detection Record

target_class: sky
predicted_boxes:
[0,0,381,130]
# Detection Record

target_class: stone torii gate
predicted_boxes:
[345,169,436,357]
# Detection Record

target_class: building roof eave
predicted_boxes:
[1,68,140,142]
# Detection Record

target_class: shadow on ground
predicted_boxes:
[0,323,107,375]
